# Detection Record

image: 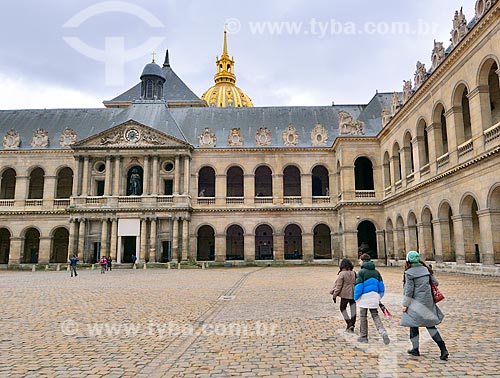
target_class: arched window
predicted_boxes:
[254,166,272,197]
[226,166,244,197]
[28,168,45,199]
[56,167,73,198]
[461,195,481,263]
[284,224,302,259]
[226,225,244,260]
[313,224,331,259]
[283,165,301,196]
[0,228,11,264]
[357,220,377,259]
[417,119,429,167]
[312,165,329,196]
[478,59,500,128]
[197,225,215,261]
[383,152,391,188]
[433,103,448,157]
[51,227,69,263]
[403,132,414,176]
[391,143,402,183]
[453,84,472,144]
[126,166,143,196]
[146,80,153,99]
[23,228,40,263]
[255,224,273,260]
[198,167,215,197]
[354,157,374,190]
[0,168,16,199]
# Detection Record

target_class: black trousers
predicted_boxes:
[410,326,443,348]
[339,298,356,326]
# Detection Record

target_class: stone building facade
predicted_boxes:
[0,1,499,267]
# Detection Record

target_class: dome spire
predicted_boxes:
[163,49,170,68]
[214,29,236,85]
[222,28,229,57]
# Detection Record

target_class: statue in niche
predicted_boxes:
[128,168,142,195]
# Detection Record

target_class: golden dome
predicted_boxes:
[201,30,253,108]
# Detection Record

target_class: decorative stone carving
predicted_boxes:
[141,130,162,145]
[381,107,391,127]
[100,130,122,145]
[391,92,402,115]
[227,128,243,146]
[475,0,497,19]
[431,40,445,70]
[198,128,217,147]
[99,125,170,146]
[3,129,20,149]
[402,80,413,103]
[450,7,468,48]
[255,127,271,146]
[59,128,77,147]
[282,124,299,146]
[414,61,427,89]
[31,128,49,148]
[311,123,328,146]
[338,111,364,136]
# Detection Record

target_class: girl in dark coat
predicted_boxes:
[401,251,449,360]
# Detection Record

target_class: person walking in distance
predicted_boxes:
[401,251,448,360]
[98,256,107,274]
[354,253,390,344]
[69,255,79,277]
[330,258,357,332]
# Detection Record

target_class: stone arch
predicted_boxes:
[407,211,419,252]
[477,56,500,129]
[312,165,330,196]
[383,151,391,188]
[452,82,473,145]
[0,227,11,264]
[420,207,435,261]
[313,223,331,259]
[284,224,302,260]
[254,165,273,197]
[354,156,374,190]
[432,102,449,157]
[56,167,73,199]
[336,161,342,197]
[0,168,16,199]
[197,225,215,261]
[460,194,481,263]
[416,118,430,167]
[438,201,456,262]
[226,224,244,260]
[392,142,402,182]
[395,215,406,259]
[357,220,377,259]
[255,223,274,260]
[198,166,216,197]
[403,131,414,176]
[28,167,45,199]
[283,165,301,196]
[51,227,69,263]
[487,184,500,263]
[385,218,395,259]
[226,165,244,197]
[22,227,41,263]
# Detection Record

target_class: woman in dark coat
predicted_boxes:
[401,251,449,360]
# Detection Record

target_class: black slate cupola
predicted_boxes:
[140,54,166,100]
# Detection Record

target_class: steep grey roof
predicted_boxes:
[0,108,122,150]
[357,92,393,132]
[169,103,377,148]
[108,66,203,104]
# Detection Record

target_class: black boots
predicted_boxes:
[437,341,449,360]
[407,348,420,356]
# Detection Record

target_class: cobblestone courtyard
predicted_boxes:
[1,266,499,377]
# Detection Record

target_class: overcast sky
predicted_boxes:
[0,0,477,109]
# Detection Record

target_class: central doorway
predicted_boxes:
[123,236,136,263]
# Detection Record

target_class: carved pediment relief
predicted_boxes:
[74,120,189,149]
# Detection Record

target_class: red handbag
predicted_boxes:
[430,279,445,303]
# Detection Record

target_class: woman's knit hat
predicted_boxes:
[406,250,420,263]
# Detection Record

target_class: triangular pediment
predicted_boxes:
[73,120,191,149]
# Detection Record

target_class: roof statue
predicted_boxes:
[450,7,468,48]
[201,29,253,108]
[391,92,402,115]
[414,61,427,90]
[402,80,413,103]
[431,40,446,71]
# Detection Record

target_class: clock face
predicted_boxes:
[125,129,140,143]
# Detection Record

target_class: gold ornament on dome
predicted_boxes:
[3,129,20,149]
[59,128,77,147]
[31,128,49,148]
[198,128,217,147]
[282,124,299,146]
[255,127,271,146]
[228,128,243,146]
[311,123,328,146]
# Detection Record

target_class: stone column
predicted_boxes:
[38,237,51,264]
[8,237,21,265]
[14,175,28,207]
[183,156,190,195]
[385,230,394,260]
[104,156,112,196]
[244,232,255,262]
[113,156,121,196]
[302,173,312,204]
[81,156,90,196]
[100,218,109,258]
[417,222,433,261]
[215,174,226,206]
[72,156,81,196]
[404,226,415,251]
[425,123,439,175]
[376,230,386,262]
[451,215,465,264]
[343,230,358,261]
[390,156,401,185]
[140,218,148,262]
[151,155,159,195]
[44,175,57,205]
[399,147,409,187]
[302,232,314,262]
[181,218,189,262]
[468,85,491,154]
[244,174,254,205]
[77,218,86,258]
[110,218,118,262]
[174,155,180,195]
[215,234,225,263]
[172,217,179,262]
[67,219,77,260]
[477,210,494,265]
[411,137,421,176]
[149,218,157,262]
[444,107,458,166]
[273,233,284,261]
[272,174,283,204]
[431,220,443,263]
[143,155,150,195]
[340,165,355,200]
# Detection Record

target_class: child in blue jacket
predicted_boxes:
[354,253,390,344]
